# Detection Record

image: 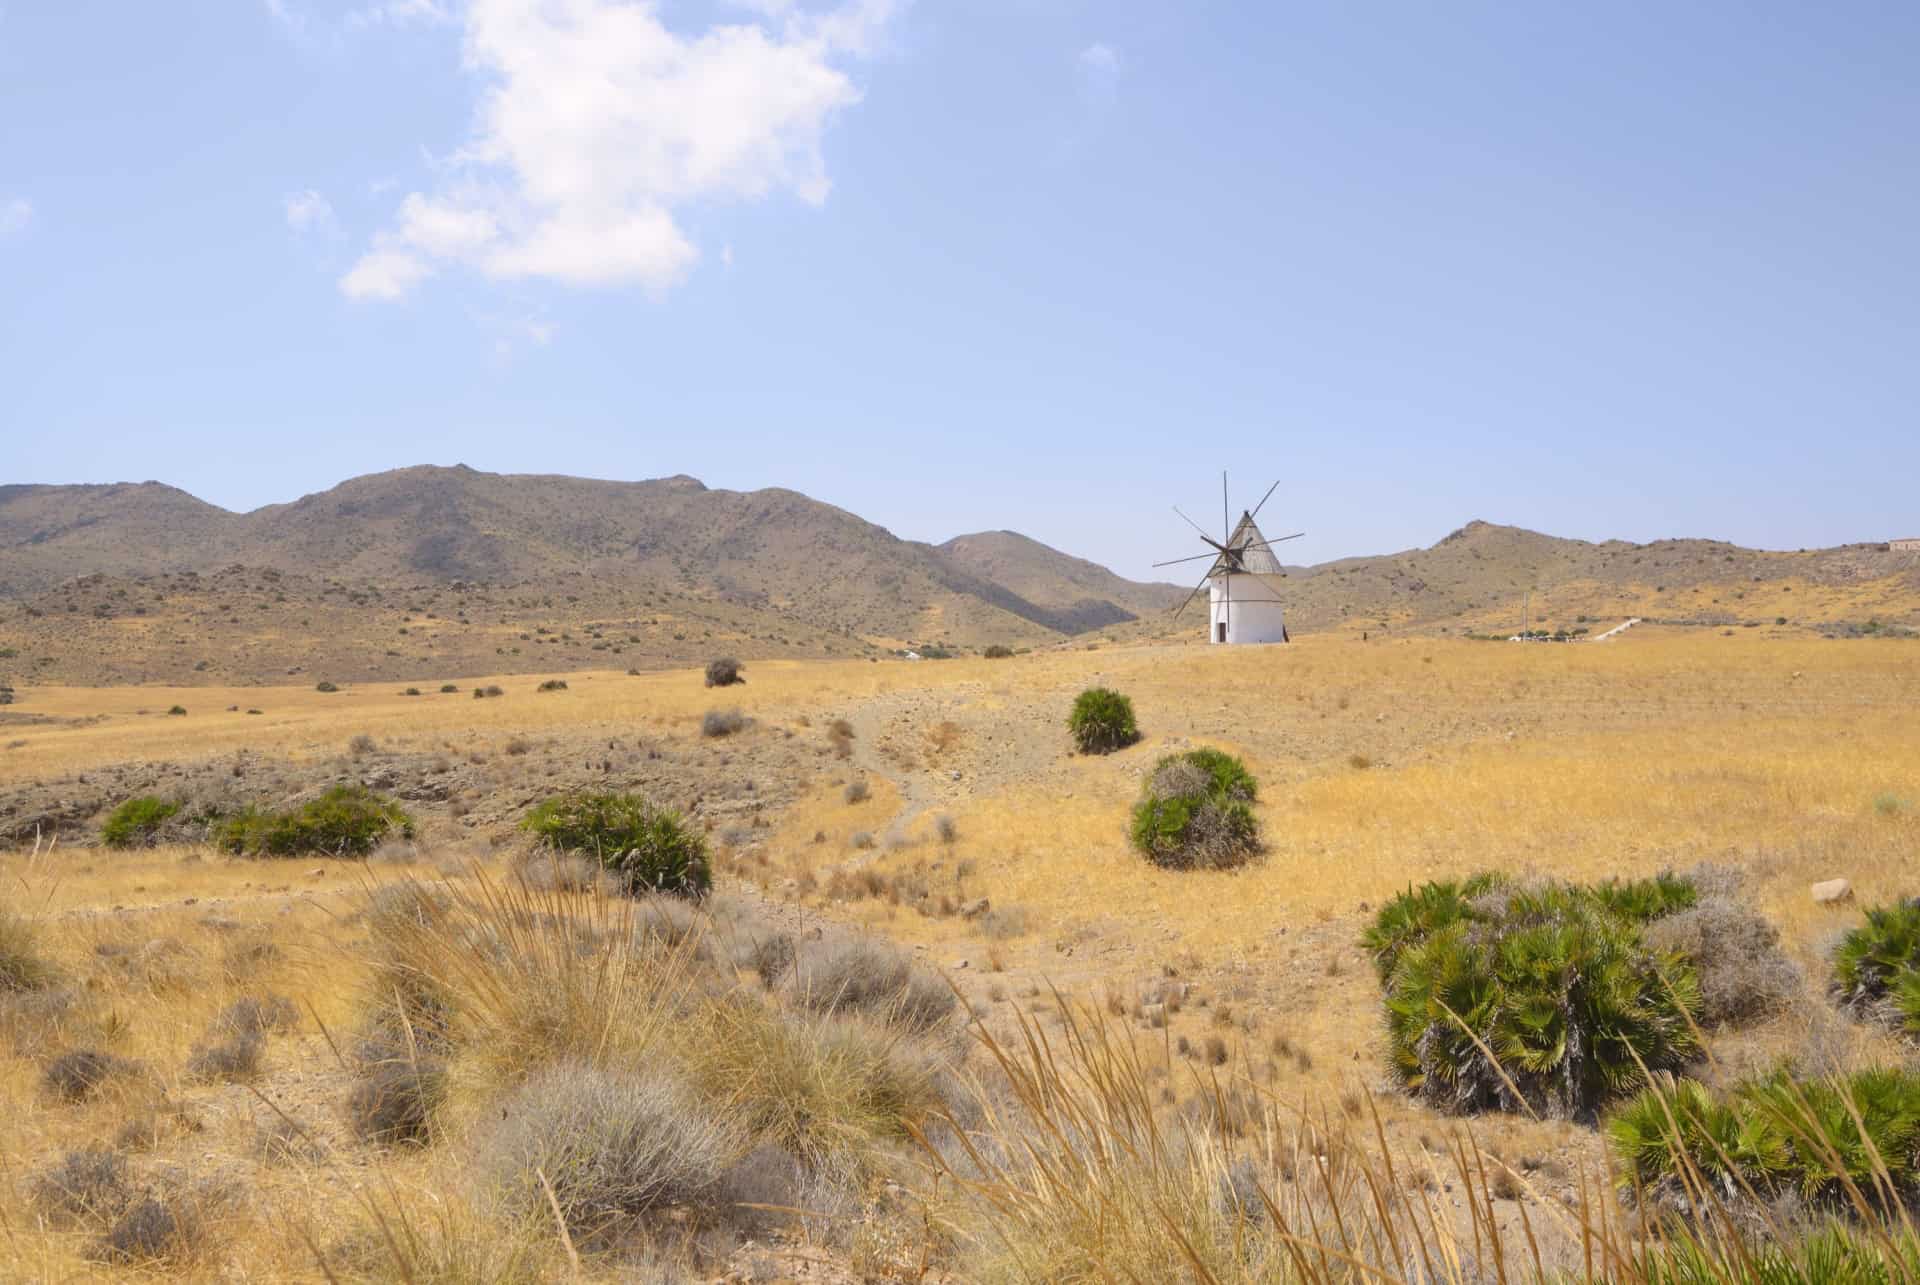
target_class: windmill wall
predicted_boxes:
[1208,573,1287,644]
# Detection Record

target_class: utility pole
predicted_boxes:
[1522,590,1530,639]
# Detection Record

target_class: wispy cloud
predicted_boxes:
[283,188,337,235]
[340,247,431,300]
[1077,41,1122,108]
[0,197,31,238]
[340,0,901,302]
[262,0,311,40]
[345,0,454,31]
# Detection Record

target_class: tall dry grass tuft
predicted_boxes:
[919,993,1920,1284]
[349,869,699,1089]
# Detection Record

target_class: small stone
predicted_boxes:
[959,896,991,919]
[1812,878,1853,904]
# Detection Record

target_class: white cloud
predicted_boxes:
[347,0,453,30]
[396,192,499,256]
[1077,41,1122,107]
[341,0,895,301]
[283,188,336,234]
[0,197,31,238]
[263,0,312,40]
[1079,42,1119,75]
[340,247,431,299]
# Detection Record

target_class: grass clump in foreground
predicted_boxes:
[0,906,58,993]
[326,873,957,1279]
[1067,686,1138,754]
[213,785,413,857]
[701,707,747,737]
[1832,898,1920,1034]
[476,1061,743,1248]
[522,791,711,898]
[923,993,1920,1285]
[1129,747,1259,869]
[100,795,182,848]
[1363,872,1704,1120]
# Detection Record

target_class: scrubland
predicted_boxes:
[3,628,1919,1281]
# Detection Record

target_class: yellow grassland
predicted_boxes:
[3,629,1919,1277]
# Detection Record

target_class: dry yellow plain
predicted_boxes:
[4,628,1920,1278]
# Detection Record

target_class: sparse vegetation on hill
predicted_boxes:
[1129,748,1260,870]
[99,796,181,848]
[1067,686,1138,754]
[521,792,711,898]
[213,785,413,857]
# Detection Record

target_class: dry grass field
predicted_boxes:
[3,628,1919,1280]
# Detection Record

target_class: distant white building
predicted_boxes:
[1206,512,1290,645]
[1891,538,1920,553]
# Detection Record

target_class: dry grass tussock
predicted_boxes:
[922,993,1920,1284]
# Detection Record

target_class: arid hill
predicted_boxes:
[0,466,1176,648]
[4,472,1917,686]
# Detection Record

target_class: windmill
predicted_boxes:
[1154,473,1304,645]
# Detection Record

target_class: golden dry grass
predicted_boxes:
[4,629,1919,1278]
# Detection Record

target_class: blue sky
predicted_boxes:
[3,1,1916,580]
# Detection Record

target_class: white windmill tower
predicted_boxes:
[1155,474,1303,645]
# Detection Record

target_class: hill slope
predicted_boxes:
[0,466,1173,650]
[5,472,1917,686]
[939,530,1185,632]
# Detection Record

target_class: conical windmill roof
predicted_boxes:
[1210,512,1285,576]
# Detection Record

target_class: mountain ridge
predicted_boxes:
[4,469,1916,685]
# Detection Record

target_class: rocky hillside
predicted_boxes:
[5,471,1917,686]
[0,467,1173,648]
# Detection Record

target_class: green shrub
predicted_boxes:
[1128,749,1259,870]
[1833,900,1920,1032]
[165,705,186,717]
[214,786,413,857]
[439,684,458,694]
[983,645,1014,659]
[315,681,339,693]
[1608,1067,1920,1212]
[1359,873,1507,982]
[473,685,503,699]
[1369,874,1701,1120]
[1588,872,1700,922]
[1067,687,1138,755]
[537,679,568,692]
[100,797,181,849]
[521,793,711,899]
[704,657,744,688]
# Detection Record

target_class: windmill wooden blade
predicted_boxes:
[1248,479,1281,522]
[1153,549,1221,568]
[1238,532,1305,552]
[1222,471,1229,545]
[1173,505,1228,551]
[1171,570,1210,619]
